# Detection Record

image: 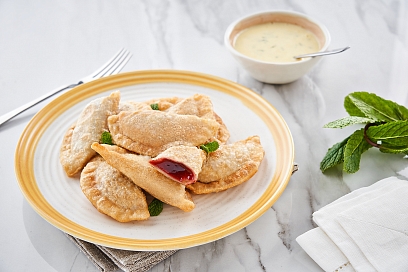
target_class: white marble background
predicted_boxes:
[1,0,408,271]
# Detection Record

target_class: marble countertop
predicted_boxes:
[1,1,407,271]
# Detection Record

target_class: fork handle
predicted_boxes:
[0,83,79,126]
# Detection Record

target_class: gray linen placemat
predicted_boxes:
[67,234,119,272]
[67,234,177,272]
[69,164,298,272]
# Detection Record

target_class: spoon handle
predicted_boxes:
[294,46,350,59]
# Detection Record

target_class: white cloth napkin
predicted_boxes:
[296,176,408,272]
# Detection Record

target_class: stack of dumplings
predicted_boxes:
[59,91,265,222]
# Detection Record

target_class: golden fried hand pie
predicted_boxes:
[149,146,206,185]
[166,94,229,144]
[186,136,265,194]
[120,94,229,144]
[108,110,220,157]
[91,143,195,212]
[167,94,214,119]
[213,112,230,144]
[80,156,150,222]
[119,96,183,112]
[144,96,183,111]
[60,91,120,176]
[119,101,151,112]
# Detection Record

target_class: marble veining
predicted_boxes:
[243,227,267,271]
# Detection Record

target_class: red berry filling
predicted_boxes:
[149,158,195,184]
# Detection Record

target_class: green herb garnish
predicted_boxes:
[321,92,408,173]
[200,141,219,154]
[150,103,159,110]
[100,131,113,145]
[148,198,163,216]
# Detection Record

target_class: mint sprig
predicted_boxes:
[148,198,163,216]
[366,120,408,153]
[343,129,372,173]
[320,137,349,172]
[100,131,113,145]
[323,116,374,129]
[321,92,408,173]
[200,141,219,154]
[344,92,408,121]
[150,103,159,110]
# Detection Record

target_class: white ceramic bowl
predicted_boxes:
[224,10,331,84]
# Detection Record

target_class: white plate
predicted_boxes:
[15,70,294,250]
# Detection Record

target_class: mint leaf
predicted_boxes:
[343,129,372,173]
[344,96,366,117]
[150,103,159,110]
[366,120,408,153]
[200,141,219,153]
[100,131,113,145]
[320,137,350,172]
[346,92,408,122]
[323,92,408,174]
[378,146,408,155]
[148,198,163,216]
[323,116,374,129]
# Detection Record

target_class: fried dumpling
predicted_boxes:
[166,94,215,119]
[145,96,183,111]
[186,136,265,194]
[91,143,195,212]
[60,91,120,176]
[60,122,76,170]
[119,101,151,112]
[119,94,229,144]
[108,110,220,157]
[119,96,183,112]
[80,156,150,222]
[213,112,230,144]
[166,94,229,144]
[149,146,206,185]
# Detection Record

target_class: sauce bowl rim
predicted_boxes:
[224,10,331,66]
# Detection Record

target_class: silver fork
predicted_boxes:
[0,48,132,126]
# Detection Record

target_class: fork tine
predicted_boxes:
[108,51,133,76]
[97,49,131,78]
[97,49,130,77]
[90,48,126,79]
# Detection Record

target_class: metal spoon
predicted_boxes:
[294,46,350,59]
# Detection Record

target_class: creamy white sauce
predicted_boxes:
[233,22,320,63]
